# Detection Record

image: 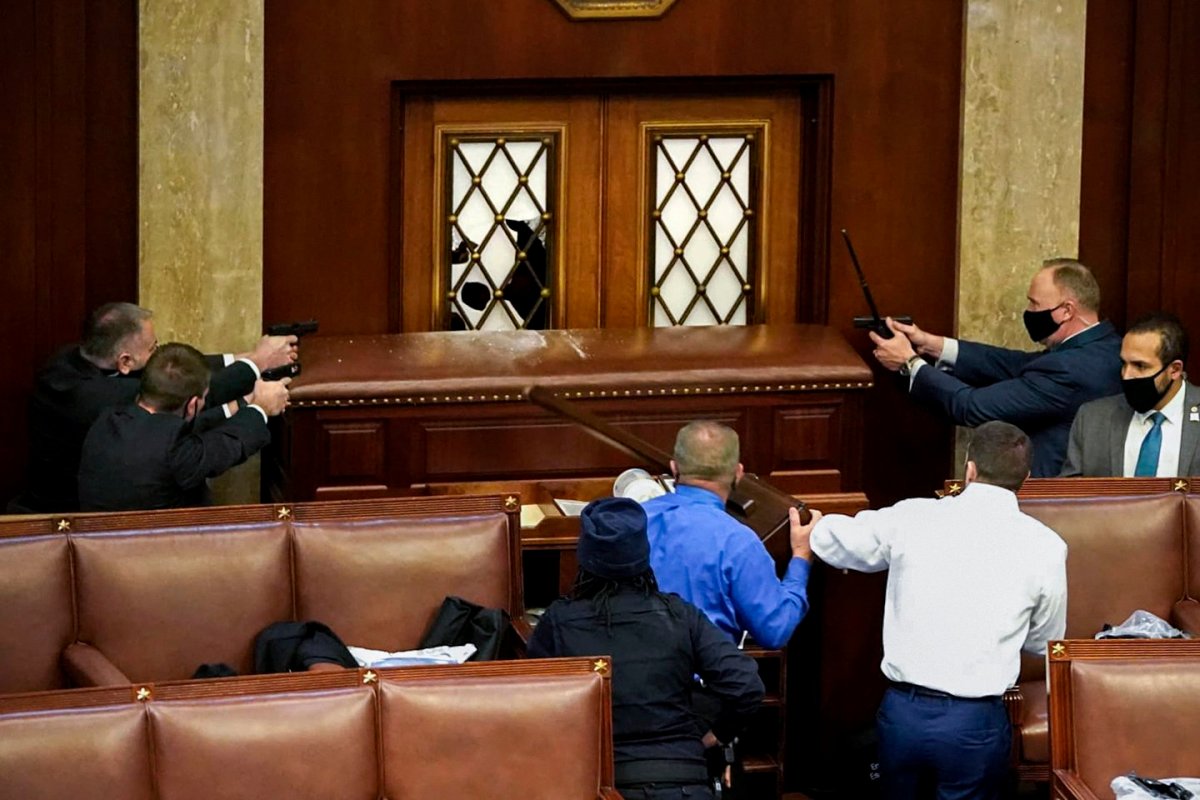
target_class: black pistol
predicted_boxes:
[261,319,318,381]
[841,230,911,339]
[266,319,319,338]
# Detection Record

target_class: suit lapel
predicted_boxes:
[1111,400,1134,476]
[1178,383,1200,476]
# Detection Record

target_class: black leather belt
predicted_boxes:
[615,759,709,787]
[888,681,1002,702]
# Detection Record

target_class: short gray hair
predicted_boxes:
[81,302,153,362]
[673,421,739,482]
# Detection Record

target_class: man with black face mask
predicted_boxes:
[1061,312,1200,477]
[870,258,1122,476]
[77,343,289,511]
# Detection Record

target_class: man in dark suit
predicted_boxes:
[77,343,289,512]
[1062,312,1200,477]
[13,302,297,513]
[870,259,1122,476]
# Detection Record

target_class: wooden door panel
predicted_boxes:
[603,92,804,327]
[399,94,602,331]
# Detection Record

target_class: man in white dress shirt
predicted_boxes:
[1061,312,1200,477]
[810,421,1067,800]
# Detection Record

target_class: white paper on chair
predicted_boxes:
[348,643,477,668]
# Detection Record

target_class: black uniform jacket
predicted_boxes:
[528,588,763,767]
[21,347,255,512]
[77,403,269,512]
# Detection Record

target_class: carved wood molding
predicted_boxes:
[551,0,678,20]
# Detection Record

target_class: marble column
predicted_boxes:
[139,1,265,503]
[954,0,1087,471]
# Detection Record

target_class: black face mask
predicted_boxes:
[1122,364,1172,414]
[1023,303,1065,343]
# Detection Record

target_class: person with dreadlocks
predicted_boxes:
[528,497,764,800]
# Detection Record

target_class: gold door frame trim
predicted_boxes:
[638,119,770,327]
[432,123,569,330]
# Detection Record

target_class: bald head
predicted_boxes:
[672,421,740,484]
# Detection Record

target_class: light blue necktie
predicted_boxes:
[1134,412,1166,477]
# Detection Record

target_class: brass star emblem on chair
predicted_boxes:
[135,687,152,701]
[276,506,292,520]
[362,670,378,684]
[592,659,609,674]
[56,518,71,532]
[1050,643,1066,658]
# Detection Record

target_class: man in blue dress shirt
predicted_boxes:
[641,421,821,650]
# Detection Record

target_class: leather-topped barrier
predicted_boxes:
[0,496,523,693]
[0,658,617,800]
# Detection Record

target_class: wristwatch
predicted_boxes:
[898,355,923,377]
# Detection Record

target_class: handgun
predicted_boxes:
[261,362,301,382]
[266,319,319,338]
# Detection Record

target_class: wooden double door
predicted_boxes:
[396,82,824,333]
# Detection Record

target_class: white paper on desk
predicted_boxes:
[552,498,588,516]
[348,643,476,668]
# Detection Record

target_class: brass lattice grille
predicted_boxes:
[649,131,759,327]
[444,135,556,331]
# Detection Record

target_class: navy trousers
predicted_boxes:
[876,685,1011,800]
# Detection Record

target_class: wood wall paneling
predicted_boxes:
[0,1,39,506]
[0,1,137,506]
[265,0,965,507]
[1081,0,1200,375]
[1078,0,1134,329]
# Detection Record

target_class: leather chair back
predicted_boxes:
[0,658,612,800]
[0,534,74,692]
[293,513,516,651]
[1021,494,1185,646]
[0,704,153,800]
[72,522,292,680]
[1067,658,1200,793]
[380,672,607,800]
[151,687,377,800]
[1187,497,1200,600]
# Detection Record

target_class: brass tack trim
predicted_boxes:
[362,670,378,684]
[135,686,152,702]
[56,518,71,532]
[287,381,873,408]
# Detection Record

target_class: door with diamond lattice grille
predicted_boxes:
[397,87,812,332]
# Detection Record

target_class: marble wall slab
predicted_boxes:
[959,0,1087,351]
[139,0,265,503]
[954,0,1086,472]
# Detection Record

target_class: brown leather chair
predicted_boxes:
[1010,493,1191,781]
[1048,639,1200,799]
[0,658,617,800]
[0,532,75,692]
[0,495,524,692]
